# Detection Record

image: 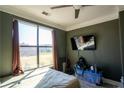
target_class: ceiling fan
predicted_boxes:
[50,5,91,19]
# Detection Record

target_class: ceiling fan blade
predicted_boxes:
[75,9,80,19]
[82,5,93,7]
[51,5,72,9]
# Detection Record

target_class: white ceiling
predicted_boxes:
[0,5,124,31]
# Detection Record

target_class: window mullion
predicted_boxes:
[37,25,39,68]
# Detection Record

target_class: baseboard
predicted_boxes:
[102,77,123,87]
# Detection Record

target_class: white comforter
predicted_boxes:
[1,68,80,88]
[35,68,80,88]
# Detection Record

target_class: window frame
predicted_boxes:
[19,20,53,71]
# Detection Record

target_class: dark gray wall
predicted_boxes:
[66,19,122,81]
[119,10,124,78]
[0,11,2,76]
[0,11,66,76]
[55,29,66,58]
[0,12,13,76]
[54,29,66,70]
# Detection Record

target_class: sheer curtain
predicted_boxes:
[12,20,24,76]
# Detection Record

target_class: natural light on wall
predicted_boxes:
[18,20,53,71]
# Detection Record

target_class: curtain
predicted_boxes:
[52,31,59,70]
[12,20,24,76]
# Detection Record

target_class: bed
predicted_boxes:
[1,68,80,88]
[35,68,80,88]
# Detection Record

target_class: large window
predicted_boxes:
[19,20,53,71]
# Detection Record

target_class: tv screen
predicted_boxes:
[71,35,96,50]
[71,37,78,50]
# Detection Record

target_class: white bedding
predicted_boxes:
[35,68,80,88]
[1,68,80,88]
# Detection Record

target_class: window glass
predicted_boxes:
[39,47,53,67]
[20,47,37,70]
[39,26,53,46]
[19,21,37,46]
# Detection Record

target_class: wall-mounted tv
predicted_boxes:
[71,35,96,50]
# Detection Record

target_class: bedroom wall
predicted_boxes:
[54,29,66,71]
[0,11,66,77]
[119,10,124,79]
[66,19,122,81]
[0,12,13,76]
[55,30,66,58]
[0,11,2,77]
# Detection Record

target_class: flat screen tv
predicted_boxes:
[71,35,96,50]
